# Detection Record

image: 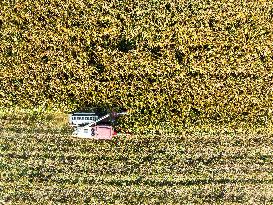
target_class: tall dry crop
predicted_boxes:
[1,0,273,129]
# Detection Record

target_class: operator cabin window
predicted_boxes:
[84,129,88,133]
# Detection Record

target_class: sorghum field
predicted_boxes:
[1,0,273,203]
[0,110,272,204]
[1,0,273,128]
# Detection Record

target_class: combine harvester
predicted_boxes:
[68,108,128,140]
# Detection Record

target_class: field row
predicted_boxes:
[1,128,273,204]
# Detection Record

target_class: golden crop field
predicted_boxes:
[0,110,273,204]
[1,0,273,128]
[1,0,273,203]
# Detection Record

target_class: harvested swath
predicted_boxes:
[1,114,273,204]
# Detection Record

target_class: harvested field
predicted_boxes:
[0,112,272,204]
